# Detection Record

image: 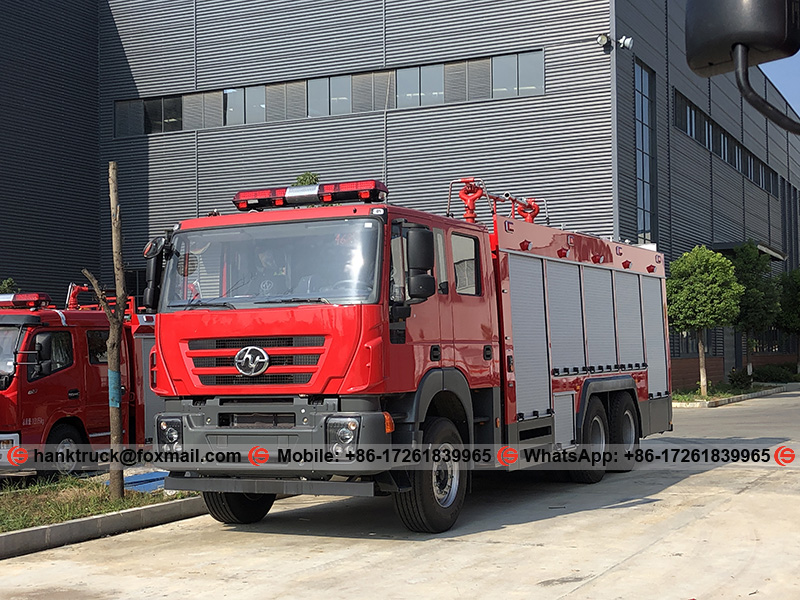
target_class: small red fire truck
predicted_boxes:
[0,286,159,472]
[146,178,672,532]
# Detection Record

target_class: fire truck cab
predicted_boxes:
[147,179,672,532]
[0,289,157,472]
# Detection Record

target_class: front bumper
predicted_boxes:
[166,474,377,496]
[154,397,393,477]
[0,432,21,466]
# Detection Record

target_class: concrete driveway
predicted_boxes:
[1,392,799,600]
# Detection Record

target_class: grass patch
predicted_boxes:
[672,383,776,403]
[0,475,188,534]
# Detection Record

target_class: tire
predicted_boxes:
[569,396,609,484]
[203,491,276,524]
[43,423,84,476]
[392,417,467,533]
[608,392,640,472]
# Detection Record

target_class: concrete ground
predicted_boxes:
[1,392,799,600]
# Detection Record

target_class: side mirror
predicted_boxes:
[142,236,167,311]
[686,0,800,135]
[686,0,800,77]
[407,228,434,272]
[408,274,436,299]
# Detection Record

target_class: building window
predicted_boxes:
[223,88,245,126]
[635,61,656,244]
[115,51,546,137]
[144,98,163,134]
[245,86,266,123]
[329,76,352,115]
[492,54,517,98]
[397,66,445,108]
[308,78,330,116]
[420,65,444,105]
[673,91,780,197]
[397,67,421,108]
[491,51,545,99]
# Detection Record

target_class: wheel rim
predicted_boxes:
[621,409,637,452]
[431,442,460,508]
[589,416,606,451]
[54,437,79,474]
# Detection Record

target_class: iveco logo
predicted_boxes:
[234,346,270,377]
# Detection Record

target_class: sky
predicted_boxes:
[761,52,800,115]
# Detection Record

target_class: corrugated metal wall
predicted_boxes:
[615,0,799,264]
[0,1,100,298]
[99,0,614,278]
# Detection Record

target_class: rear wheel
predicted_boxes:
[609,392,640,472]
[569,396,609,484]
[393,417,467,533]
[203,491,276,524]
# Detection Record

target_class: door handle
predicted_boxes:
[68,389,80,400]
[430,345,441,361]
[120,385,127,395]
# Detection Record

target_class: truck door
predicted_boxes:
[18,328,77,446]
[84,329,131,444]
[386,219,443,390]
[444,230,499,388]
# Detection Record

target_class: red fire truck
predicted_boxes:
[146,178,672,532]
[0,286,159,473]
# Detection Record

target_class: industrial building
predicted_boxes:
[2,0,799,385]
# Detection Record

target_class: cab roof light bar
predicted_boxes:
[233,180,388,211]
[0,293,52,309]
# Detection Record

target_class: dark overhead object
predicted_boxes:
[685,0,800,135]
[686,0,800,77]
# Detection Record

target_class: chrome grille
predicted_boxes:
[199,373,313,386]
[188,335,325,387]
[189,336,325,350]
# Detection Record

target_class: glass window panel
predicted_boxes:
[396,67,420,108]
[144,98,163,134]
[420,64,444,105]
[636,121,643,148]
[330,76,351,115]
[163,96,182,132]
[492,54,517,98]
[451,234,480,295]
[245,86,266,123]
[635,64,642,90]
[307,78,330,117]
[518,51,544,96]
[223,88,245,126]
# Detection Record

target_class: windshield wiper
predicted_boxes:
[169,299,237,310]
[254,297,331,305]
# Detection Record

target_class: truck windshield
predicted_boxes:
[0,326,22,384]
[161,217,382,311]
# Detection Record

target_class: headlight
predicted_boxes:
[326,416,361,459]
[157,417,183,452]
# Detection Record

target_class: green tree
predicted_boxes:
[666,246,744,396]
[731,241,780,375]
[0,278,19,293]
[293,172,320,186]
[778,268,800,374]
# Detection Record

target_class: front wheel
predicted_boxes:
[203,491,276,524]
[393,417,467,533]
[43,423,84,476]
